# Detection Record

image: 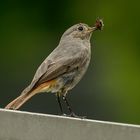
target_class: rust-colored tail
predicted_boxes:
[5,91,37,110]
[5,80,55,110]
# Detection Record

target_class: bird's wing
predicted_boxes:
[36,56,82,85]
[21,51,85,95]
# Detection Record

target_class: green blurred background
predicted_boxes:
[0,0,140,124]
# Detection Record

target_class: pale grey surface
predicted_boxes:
[0,109,140,140]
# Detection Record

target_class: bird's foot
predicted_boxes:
[69,112,86,119]
[60,112,86,119]
[61,113,67,116]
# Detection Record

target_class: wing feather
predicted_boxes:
[21,42,87,95]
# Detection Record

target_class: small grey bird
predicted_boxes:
[5,19,103,117]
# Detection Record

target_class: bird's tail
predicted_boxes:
[5,80,55,110]
[5,91,37,110]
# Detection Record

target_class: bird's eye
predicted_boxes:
[78,26,84,31]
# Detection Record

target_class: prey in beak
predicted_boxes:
[88,18,104,33]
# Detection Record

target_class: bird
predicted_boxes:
[5,19,104,117]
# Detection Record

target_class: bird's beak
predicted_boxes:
[87,27,97,34]
[88,27,97,32]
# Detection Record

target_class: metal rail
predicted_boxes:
[0,109,140,140]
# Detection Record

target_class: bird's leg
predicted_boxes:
[62,95,78,117]
[56,92,64,115]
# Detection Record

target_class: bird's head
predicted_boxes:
[61,18,104,41]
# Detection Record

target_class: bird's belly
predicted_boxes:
[49,72,77,93]
[67,66,89,90]
[47,68,86,94]
[46,57,90,94]
[60,59,90,92]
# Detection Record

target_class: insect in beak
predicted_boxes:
[89,18,104,32]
